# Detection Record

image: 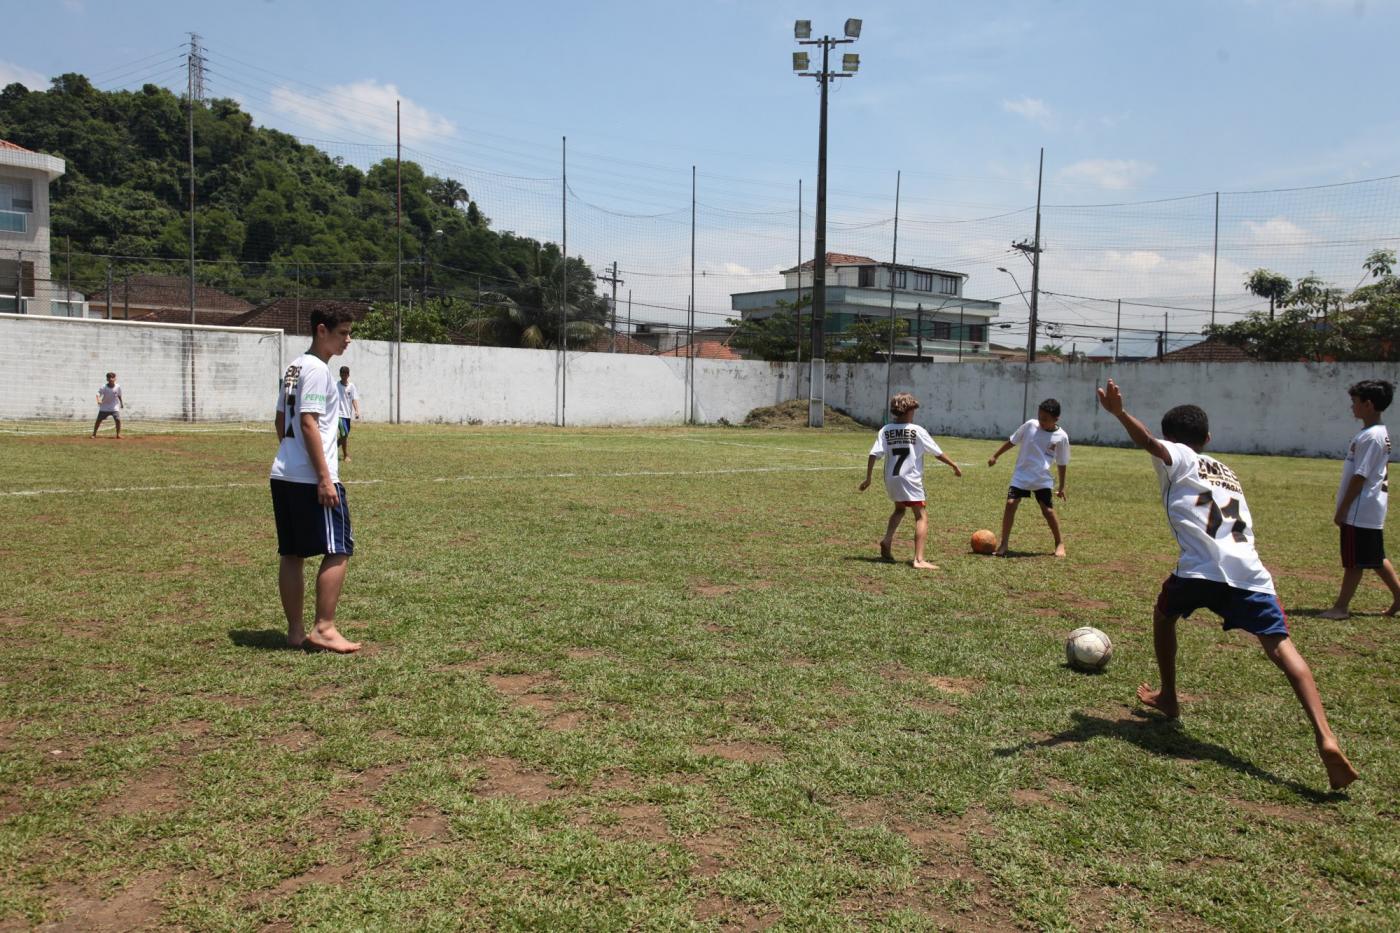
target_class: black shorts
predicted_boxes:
[96,410,121,422]
[1340,524,1385,569]
[1007,485,1053,507]
[270,479,354,558]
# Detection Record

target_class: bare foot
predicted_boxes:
[1384,603,1400,617]
[1320,744,1359,791]
[1318,607,1351,620]
[879,541,895,562]
[1053,544,1066,558]
[911,559,940,571]
[1136,683,1179,718]
[304,627,362,654]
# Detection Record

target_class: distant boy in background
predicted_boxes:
[987,398,1069,557]
[1097,378,1357,791]
[92,372,123,439]
[1321,379,1400,619]
[336,366,361,463]
[859,392,963,569]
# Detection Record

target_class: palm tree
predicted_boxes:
[431,178,469,210]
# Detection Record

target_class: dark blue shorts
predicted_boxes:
[338,417,352,439]
[270,479,354,558]
[1155,574,1287,637]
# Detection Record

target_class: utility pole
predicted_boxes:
[105,264,112,319]
[793,18,861,427]
[395,100,402,424]
[795,178,803,373]
[1114,299,1121,363]
[597,261,624,352]
[1012,147,1045,363]
[186,33,204,325]
[916,303,923,361]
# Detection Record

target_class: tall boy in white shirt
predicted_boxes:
[1321,379,1400,619]
[270,308,361,653]
[1097,379,1356,791]
[987,398,1070,557]
[859,392,963,569]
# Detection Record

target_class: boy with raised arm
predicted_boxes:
[1321,379,1400,619]
[1096,378,1356,790]
[271,308,361,654]
[859,393,963,569]
[987,398,1069,557]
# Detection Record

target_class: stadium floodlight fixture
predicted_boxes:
[844,18,862,38]
[793,51,810,72]
[795,19,812,39]
[842,53,859,72]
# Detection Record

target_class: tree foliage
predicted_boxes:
[832,316,909,363]
[0,74,604,346]
[1207,252,1400,361]
[727,295,810,361]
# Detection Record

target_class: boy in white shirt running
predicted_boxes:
[859,392,963,569]
[1321,379,1400,619]
[1097,379,1357,791]
[270,308,361,654]
[92,372,123,439]
[987,399,1070,557]
[336,366,362,463]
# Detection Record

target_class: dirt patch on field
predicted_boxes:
[268,729,319,751]
[404,811,452,845]
[909,697,960,716]
[589,802,670,843]
[928,676,982,696]
[693,741,783,764]
[39,871,169,930]
[96,768,184,819]
[743,399,871,430]
[472,757,564,803]
[565,647,607,661]
[324,764,403,812]
[543,711,587,731]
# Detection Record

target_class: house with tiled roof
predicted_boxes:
[730,252,1001,361]
[1157,336,1250,363]
[85,274,253,325]
[579,331,656,355]
[0,139,68,316]
[228,297,376,336]
[657,338,744,361]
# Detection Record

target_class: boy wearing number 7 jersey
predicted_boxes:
[1096,379,1357,790]
[859,393,963,569]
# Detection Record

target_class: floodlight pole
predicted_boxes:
[796,26,857,427]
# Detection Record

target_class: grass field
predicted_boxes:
[1,423,1397,931]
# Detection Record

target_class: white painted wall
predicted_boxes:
[828,359,1400,457]
[5,315,1397,457]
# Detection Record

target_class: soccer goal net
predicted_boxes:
[0,314,283,433]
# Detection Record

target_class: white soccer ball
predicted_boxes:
[1066,626,1113,672]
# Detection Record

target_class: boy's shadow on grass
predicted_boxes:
[995,709,1343,803]
[228,629,296,651]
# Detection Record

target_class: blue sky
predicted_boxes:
[8,0,1400,348]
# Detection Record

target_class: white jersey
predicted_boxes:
[1336,424,1390,530]
[337,381,360,419]
[97,384,123,412]
[870,423,944,503]
[271,353,339,485]
[1153,441,1274,594]
[1009,420,1070,490]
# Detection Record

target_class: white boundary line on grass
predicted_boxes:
[0,464,856,498]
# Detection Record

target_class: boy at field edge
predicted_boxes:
[92,372,123,439]
[1320,379,1400,619]
[270,308,361,654]
[336,366,361,463]
[859,392,963,569]
[987,398,1069,557]
[1096,378,1357,791]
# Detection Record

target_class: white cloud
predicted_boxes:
[1243,217,1310,247]
[1057,159,1157,191]
[1001,97,1053,128]
[0,60,48,91]
[266,80,456,146]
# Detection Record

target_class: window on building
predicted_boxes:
[0,178,33,234]
[931,321,951,340]
[913,272,933,291]
[894,269,907,288]
[969,324,987,343]
[939,275,959,295]
[858,266,875,287]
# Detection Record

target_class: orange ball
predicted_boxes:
[970,529,997,554]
